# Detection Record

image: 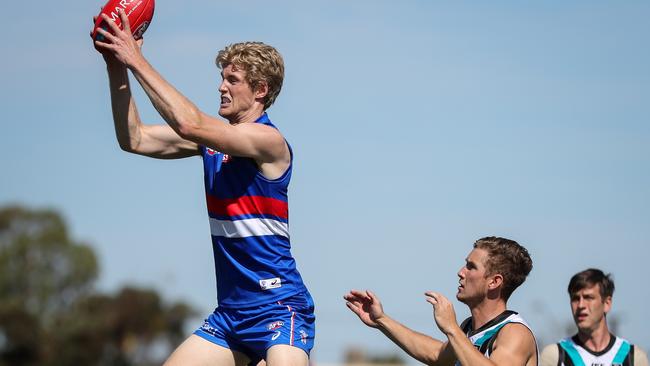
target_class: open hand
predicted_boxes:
[93,8,144,67]
[425,291,459,335]
[344,290,386,328]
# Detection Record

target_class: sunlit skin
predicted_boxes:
[456,248,492,307]
[571,284,612,351]
[218,64,266,124]
[344,245,538,366]
[94,10,306,365]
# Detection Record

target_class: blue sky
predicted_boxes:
[2,1,649,363]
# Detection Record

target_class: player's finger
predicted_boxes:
[426,291,445,301]
[100,13,121,33]
[119,8,132,34]
[366,290,379,302]
[94,40,114,52]
[95,27,117,43]
[345,302,363,316]
[349,289,370,300]
[91,14,99,38]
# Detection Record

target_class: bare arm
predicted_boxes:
[540,344,559,366]
[344,290,456,365]
[636,346,649,366]
[376,315,456,365]
[96,11,289,172]
[105,58,199,159]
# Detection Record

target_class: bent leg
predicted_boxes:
[266,345,309,366]
[164,334,251,366]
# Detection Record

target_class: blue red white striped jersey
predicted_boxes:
[200,113,308,307]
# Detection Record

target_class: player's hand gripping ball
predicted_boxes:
[91,0,155,42]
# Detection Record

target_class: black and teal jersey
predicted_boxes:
[457,310,538,365]
[556,334,635,366]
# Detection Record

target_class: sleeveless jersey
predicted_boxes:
[556,334,635,366]
[201,113,308,307]
[457,310,539,366]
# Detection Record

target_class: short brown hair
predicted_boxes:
[568,268,614,300]
[474,236,533,300]
[216,42,284,110]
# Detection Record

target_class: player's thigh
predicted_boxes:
[164,334,251,366]
[265,344,309,366]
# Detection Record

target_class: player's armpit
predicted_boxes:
[488,323,537,366]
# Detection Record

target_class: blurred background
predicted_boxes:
[1,1,649,365]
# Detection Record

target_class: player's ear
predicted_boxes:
[488,274,504,291]
[254,81,269,99]
[603,295,612,314]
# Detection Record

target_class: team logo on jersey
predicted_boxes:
[267,321,284,331]
[271,331,282,341]
[206,148,231,162]
[259,277,282,290]
[299,329,308,344]
[199,321,219,337]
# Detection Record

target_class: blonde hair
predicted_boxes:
[216,42,285,110]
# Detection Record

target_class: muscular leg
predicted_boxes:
[265,345,309,366]
[164,334,251,366]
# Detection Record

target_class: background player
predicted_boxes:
[345,236,538,366]
[540,268,648,366]
[93,9,315,366]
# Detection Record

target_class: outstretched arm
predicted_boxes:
[95,10,288,172]
[344,290,456,366]
[426,292,536,366]
[105,56,199,159]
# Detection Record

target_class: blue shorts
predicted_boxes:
[194,291,316,363]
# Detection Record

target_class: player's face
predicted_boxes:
[570,284,611,334]
[218,64,258,122]
[456,248,490,305]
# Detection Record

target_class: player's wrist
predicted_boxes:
[374,313,392,329]
[106,58,127,73]
[444,324,464,339]
[125,53,148,72]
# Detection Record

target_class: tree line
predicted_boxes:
[0,205,196,366]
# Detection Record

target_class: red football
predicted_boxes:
[92,0,155,42]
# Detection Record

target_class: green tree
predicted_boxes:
[0,205,98,318]
[0,205,97,365]
[0,205,196,366]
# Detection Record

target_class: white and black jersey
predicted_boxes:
[555,334,635,366]
[457,310,539,366]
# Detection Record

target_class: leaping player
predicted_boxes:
[93,9,315,366]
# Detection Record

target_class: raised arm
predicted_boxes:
[95,10,289,174]
[344,290,455,366]
[105,57,199,159]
